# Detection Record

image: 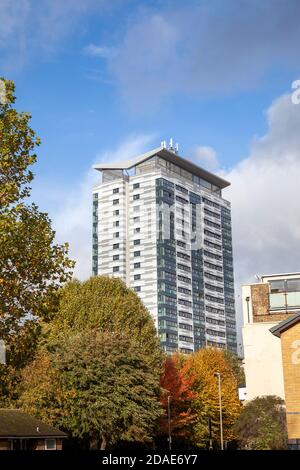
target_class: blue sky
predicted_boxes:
[2,0,300,337]
[3,0,299,186]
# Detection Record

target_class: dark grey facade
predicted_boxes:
[156,177,237,354]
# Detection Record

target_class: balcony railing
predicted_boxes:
[269,291,300,310]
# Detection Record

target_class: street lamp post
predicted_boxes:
[167,395,172,451]
[214,372,224,450]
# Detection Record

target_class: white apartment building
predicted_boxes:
[92,142,237,354]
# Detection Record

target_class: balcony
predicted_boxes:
[269,291,300,311]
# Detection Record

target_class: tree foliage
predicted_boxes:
[17,349,71,426]
[233,396,288,450]
[182,348,241,448]
[160,354,196,439]
[0,78,74,370]
[19,331,162,450]
[18,276,163,448]
[224,350,245,387]
[45,276,162,370]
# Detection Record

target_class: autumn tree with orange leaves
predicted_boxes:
[160,354,195,440]
[160,348,241,449]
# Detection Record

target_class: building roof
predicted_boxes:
[0,410,67,438]
[242,272,300,287]
[261,272,300,280]
[93,146,230,189]
[270,312,300,338]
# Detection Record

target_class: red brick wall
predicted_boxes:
[281,323,300,439]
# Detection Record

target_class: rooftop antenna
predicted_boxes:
[160,140,167,149]
[167,138,179,154]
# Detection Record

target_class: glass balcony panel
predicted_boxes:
[269,291,300,309]
[269,293,286,309]
[287,291,300,307]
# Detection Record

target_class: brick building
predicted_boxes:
[0,409,67,450]
[271,313,300,449]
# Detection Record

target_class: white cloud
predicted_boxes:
[224,93,300,283]
[84,44,115,59]
[191,146,219,171]
[106,0,300,111]
[51,134,155,280]
[0,0,104,70]
[0,1,29,46]
[216,93,300,347]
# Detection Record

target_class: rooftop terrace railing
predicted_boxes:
[269,291,300,310]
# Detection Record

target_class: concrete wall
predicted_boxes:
[242,321,285,400]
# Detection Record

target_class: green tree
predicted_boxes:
[234,396,288,450]
[18,275,163,448]
[45,276,162,370]
[19,331,162,450]
[0,78,74,374]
